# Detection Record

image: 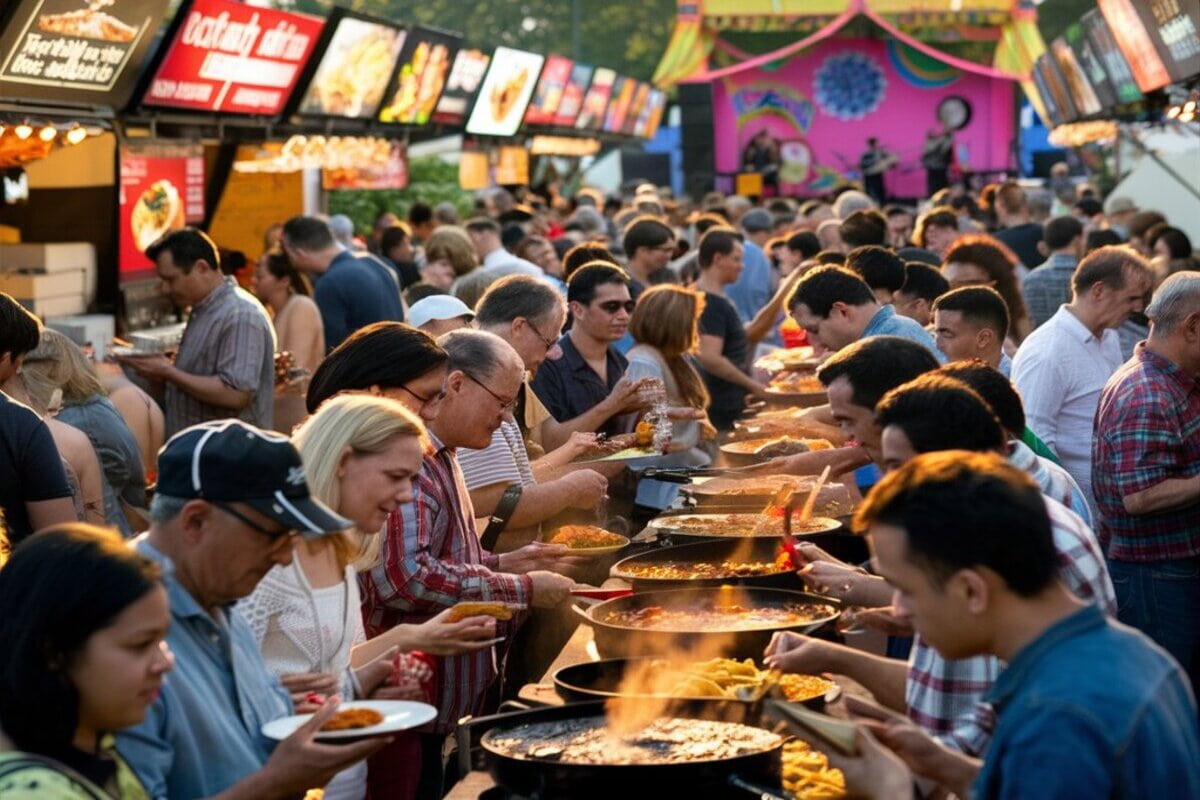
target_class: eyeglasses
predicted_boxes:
[522,318,559,351]
[653,243,676,253]
[213,501,294,542]
[464,372,518,413]
[398,382,448,410]
[596,300,636,314]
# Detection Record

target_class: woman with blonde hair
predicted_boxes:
[21,330,146,536]
[626,284,714,508]
[238,394,496,800]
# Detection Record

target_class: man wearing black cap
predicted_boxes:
[117,420,387,799]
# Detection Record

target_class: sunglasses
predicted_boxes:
[595,300,636,314]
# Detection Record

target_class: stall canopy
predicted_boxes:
[654,0,1047,120]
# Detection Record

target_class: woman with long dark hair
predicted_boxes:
[942,234,1034,345]
[305,322,449,423]
[0,524,173,798]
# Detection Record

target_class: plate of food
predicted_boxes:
[763,373,828,406]
[261,700,436,741]
[754,347,822,374]
[547,525,630,555]
[686,477,856,515]
[719,436,834,466]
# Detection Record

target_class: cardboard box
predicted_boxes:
[21,294,86,317]
[46,314,117,361]
[0,242,97,304]
[0,269,87,299]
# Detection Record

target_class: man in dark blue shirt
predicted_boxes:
[281,215,404,350]
[531,263,646,437]
[816,451,1200,799]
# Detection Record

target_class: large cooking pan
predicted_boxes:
[553,657,841,711]
[685,476,856,514]
[475,700,784,798]
[610,538,801,592]
[573,586,841,660]
[645,511,844,541]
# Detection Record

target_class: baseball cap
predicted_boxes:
[408,295,476,329]
[156,420,351,537]
[741,208,773,233]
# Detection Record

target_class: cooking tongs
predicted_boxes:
[637,465,760,483]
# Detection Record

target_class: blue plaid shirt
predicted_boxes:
[861,304,945,362]
[1023,253,1077,329]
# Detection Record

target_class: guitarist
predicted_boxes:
[858,137,897,204]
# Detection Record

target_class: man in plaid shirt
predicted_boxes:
[358,331,578,791]
[1094,272,1200,695]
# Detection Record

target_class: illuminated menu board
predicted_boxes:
[634,88,666,139]
[1098,0,1173,92]
[464,46,544,137]
[1136,0,1200,83]
[1033,54,1074,126]
[575,66,614,130]
[433,48,490,125]
[142,0,324,115]
[620,81,651,136]
[294,10,406,118]
[1082,9,1144,104]
[603,75,636,133]
[377,26,461,125]
[524,54,573,126]
[1064,22,1117,111]
[0,0,171,108]
[552,62,593,127]
[1051,37,1101,118]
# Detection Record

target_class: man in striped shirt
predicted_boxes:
[119,229,275,436]
[358,330,578,790]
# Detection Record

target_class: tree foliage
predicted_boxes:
[281,0,676,81]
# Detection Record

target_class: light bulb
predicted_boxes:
[39,124,57,142]
[66,125,87,145]
[14,123,33,139]
[1167,105,1182,119]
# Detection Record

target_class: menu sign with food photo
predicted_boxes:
[551,62,593,127]
[378,26,461,125]
[0,0,170,107]
[602,75,636,133]
[464,46,544,137]
[619,81,651,136]
[295,11,405,118]
[523,54,573,126]
[142,0,323,115]
[574,66,615,130]
[634,88,667,139]
[118,144,205,276]
[432,47,489,125]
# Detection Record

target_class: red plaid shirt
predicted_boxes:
[359,436,531,732]
[1093,343,1200,561]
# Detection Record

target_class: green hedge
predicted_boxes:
[327,156,475,234]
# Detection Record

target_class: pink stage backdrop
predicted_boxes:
[710,38,1015,198]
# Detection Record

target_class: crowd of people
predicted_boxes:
[0,168,1198,799]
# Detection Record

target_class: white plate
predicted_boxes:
[261,700,437,741]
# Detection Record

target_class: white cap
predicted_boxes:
[408,295,475,329]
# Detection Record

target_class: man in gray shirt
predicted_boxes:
[1023,215,1084,329]
[119,229,275,435]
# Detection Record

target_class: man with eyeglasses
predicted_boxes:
[464,276,609,551]
[531,263,653,438]
[118,419,388,799]
[360,329,581,792]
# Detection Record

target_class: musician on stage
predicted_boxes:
[859,137,896,204]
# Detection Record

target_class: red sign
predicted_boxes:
[524,55,573,126]
[119,146,205,276]
[143,0,323,115]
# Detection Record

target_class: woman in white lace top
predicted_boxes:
[238,395,498,800]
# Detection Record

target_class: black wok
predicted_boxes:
[573,586,841,660]
[610,538,801,591]
[475,700,783,799]
[553,657,840,711]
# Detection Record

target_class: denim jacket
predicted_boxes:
[972,604,1200,799]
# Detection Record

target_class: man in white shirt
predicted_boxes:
[1012,246,1154,517]
[464,217,543,277]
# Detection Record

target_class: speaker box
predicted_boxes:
[677,83,715,200]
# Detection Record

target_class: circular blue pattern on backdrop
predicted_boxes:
[813,51,887,120]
